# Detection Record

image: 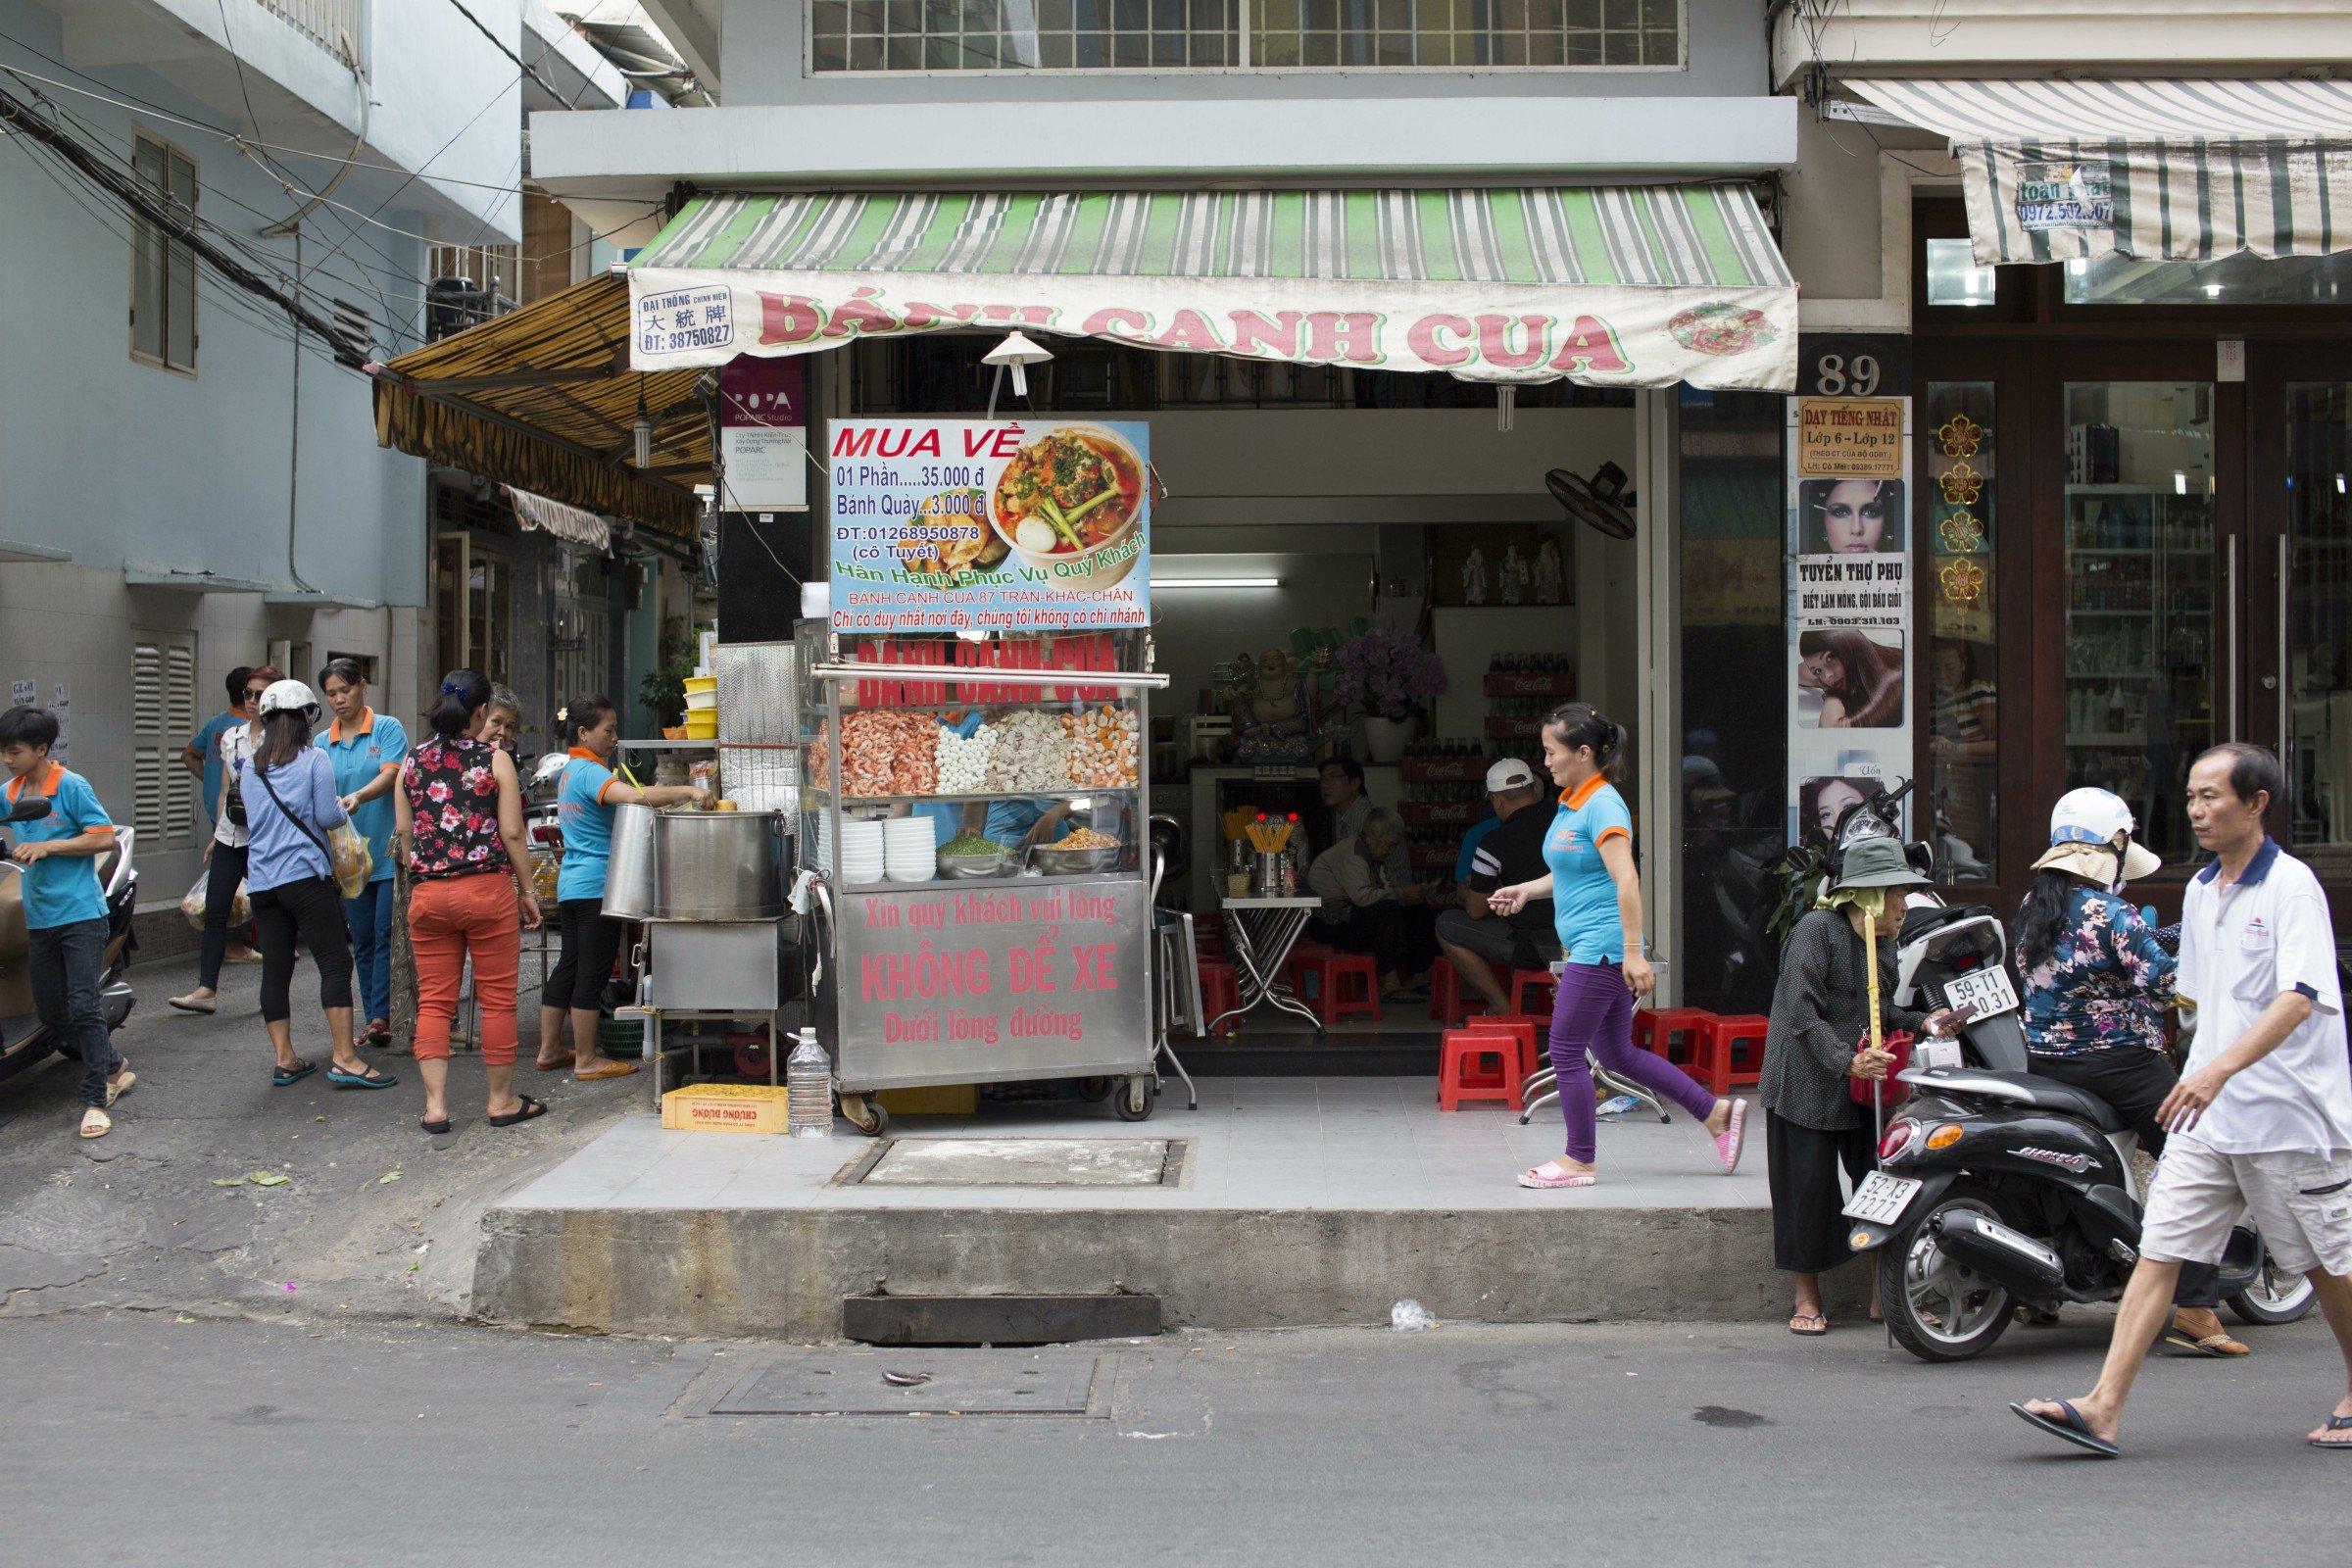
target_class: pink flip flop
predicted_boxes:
[1518,1159,1598,1189]
[1714,1099,1748,1175]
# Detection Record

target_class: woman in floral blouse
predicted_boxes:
[395,669,542,1137]
[2015,787,2244,1356]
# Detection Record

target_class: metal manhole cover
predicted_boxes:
[851,1137,1181,1188]
[704,1350,1105,1417]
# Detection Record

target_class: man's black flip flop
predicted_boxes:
[419,1117,453,1135]
[2010,1398,2119,1458]
[487,1096,548,1128]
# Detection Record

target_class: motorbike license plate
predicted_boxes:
[1842,1171,1923,1227]
[1942,965,2020,1021]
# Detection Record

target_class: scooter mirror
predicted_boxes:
[5,796,54,825]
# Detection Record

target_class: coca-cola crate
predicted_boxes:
[1398,800,1481,827]
[1482,671,1577,698]
[1398,756,1488,783]
[1408,845,1456,870]
[1484,714,1546,740]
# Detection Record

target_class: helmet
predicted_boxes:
[2034,787,2160,883]
[255,678,321,724]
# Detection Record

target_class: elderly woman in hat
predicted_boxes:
[1761,835,1950,1335]
[2014,788,2246,1357]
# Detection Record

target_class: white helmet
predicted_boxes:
[256,678,321,724]
[2033,787,2161,883]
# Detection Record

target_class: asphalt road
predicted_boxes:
[0,949,641,1320]
[3,1311,2344,1567]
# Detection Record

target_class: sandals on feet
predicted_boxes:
[2010,1397,2119,1458]
[1518,1159,1597,1189]
[487,1096,549,1128]
[78,1106,111,1139]
[2310,1413,2352,1450]
[419,1116,453,1136]
[326,1062,399,1090]
[106,1069,135,1107]
[534,1054,575,1073]
[1714,1098,1748,1175]
[271,1058,316,1088]
[573,1060,638,1082]
[1788,1312,1829,1337]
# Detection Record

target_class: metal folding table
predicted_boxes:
[1208,894,1325,1034]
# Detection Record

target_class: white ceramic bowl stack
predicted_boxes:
[884,816,937,883]
[838,818,886,885]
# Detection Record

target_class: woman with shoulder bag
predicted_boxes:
[171,664,277,1014]
[241,679,394,1092]
[396,670,544,1135]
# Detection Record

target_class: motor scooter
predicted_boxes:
[0,794,139,1088]
[1845,901,2314,1361]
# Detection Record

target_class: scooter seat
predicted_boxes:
[1972,1070,2130,1135]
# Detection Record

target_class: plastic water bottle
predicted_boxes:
[786,1028,833,1139]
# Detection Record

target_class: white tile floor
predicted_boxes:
[508,1078,1774,1214]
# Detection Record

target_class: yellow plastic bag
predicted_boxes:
[328,824,373,902]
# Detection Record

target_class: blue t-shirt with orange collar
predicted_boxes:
[5,763,115,929]
[556,748,624,903]
[1543,776,1633,964]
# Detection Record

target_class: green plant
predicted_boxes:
[640,614,698,729]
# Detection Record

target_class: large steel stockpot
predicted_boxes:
[652,808,787,920]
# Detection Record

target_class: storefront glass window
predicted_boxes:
[2064,252,2352,308]
[1678,387,1786,1017]
[2062,381,2216,866]
[1925,382,1996,883]
[808,0,1676,71]
[2284,384,2352,882]
[1924,239,1998,308]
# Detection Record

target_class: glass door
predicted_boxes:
[2281,382,2352,886]
[2059,381,2220,866]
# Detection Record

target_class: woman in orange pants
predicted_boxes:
[393,669,543,1134]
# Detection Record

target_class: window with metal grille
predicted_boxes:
[808,0,1682,71]
[131,636,199,849]
[130,135,197,371]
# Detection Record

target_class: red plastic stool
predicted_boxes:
[1465,1014,1543,1084]
[1689,1012,1767,1096]
[1294,950,1382,1025]
[1509,967,1558,1019]
[1430,956,1493,1028]
[1633,1006,1714,1069]
[1439,1028,1522,1111]
[1194,961,1240,1039]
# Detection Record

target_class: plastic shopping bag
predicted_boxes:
[328,824,373,902]
[179,870,250,929]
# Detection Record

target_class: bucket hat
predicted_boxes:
[1835,835,1931,892]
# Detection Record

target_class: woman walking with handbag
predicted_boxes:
[240,679,394,1092]
[396,670,543,1134]
[171,664,277,1014]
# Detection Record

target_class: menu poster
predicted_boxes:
[826,419,1150,634]
[1786,398,1913,854]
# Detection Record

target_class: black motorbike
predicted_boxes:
[0,794,139,1088]
[1845,902,2315,1361]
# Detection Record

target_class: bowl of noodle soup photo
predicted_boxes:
[989,424,1149,593]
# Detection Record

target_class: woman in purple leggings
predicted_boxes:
[1488,703,1746,1188]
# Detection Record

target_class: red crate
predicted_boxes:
[1482,671,1577,699]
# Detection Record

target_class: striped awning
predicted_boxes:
[1850,78,2352,265]
[627,187,1796,390]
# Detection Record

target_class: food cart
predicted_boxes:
[792,416,1165,1135]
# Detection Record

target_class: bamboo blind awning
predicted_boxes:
[370,273,706,538]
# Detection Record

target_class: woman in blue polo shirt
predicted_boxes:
[1489,703,1745,1188]
[318,660,408,1050]
[537,698,710,1079]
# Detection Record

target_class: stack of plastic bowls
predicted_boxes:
[839,818,885,885]
[884,816,937,883]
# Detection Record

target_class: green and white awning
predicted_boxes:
[627,187,1796,390]
[1851,78,2352,265]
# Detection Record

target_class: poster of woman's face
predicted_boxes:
[1800,478,1905,556]
[1795,629,1905,729]
[1798,774,1887,849]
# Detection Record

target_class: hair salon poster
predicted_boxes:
[1787,397,1913,851]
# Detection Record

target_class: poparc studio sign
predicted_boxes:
[628,269,1796,391]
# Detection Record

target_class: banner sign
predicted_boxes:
[2015,160,2116,234]
[630,269,1796,392]
[1787,398,1914,852]
[834,882,1151,1076]
[826,418,1150,634]
[717,355,808,511]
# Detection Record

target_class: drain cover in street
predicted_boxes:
[705,1350,1104,1416]
[855,1138,1178,1187]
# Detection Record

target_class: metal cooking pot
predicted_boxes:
[602,804,660,920]
[653,809,787,920]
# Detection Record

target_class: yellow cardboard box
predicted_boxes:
[661,1083,792,1134]
[875,1083,980,1115]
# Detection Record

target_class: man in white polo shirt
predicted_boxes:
[2015,743,2352,1458]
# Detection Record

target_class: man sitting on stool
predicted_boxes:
[1306,807,1438,1002]
[1435,759,1561,1015]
